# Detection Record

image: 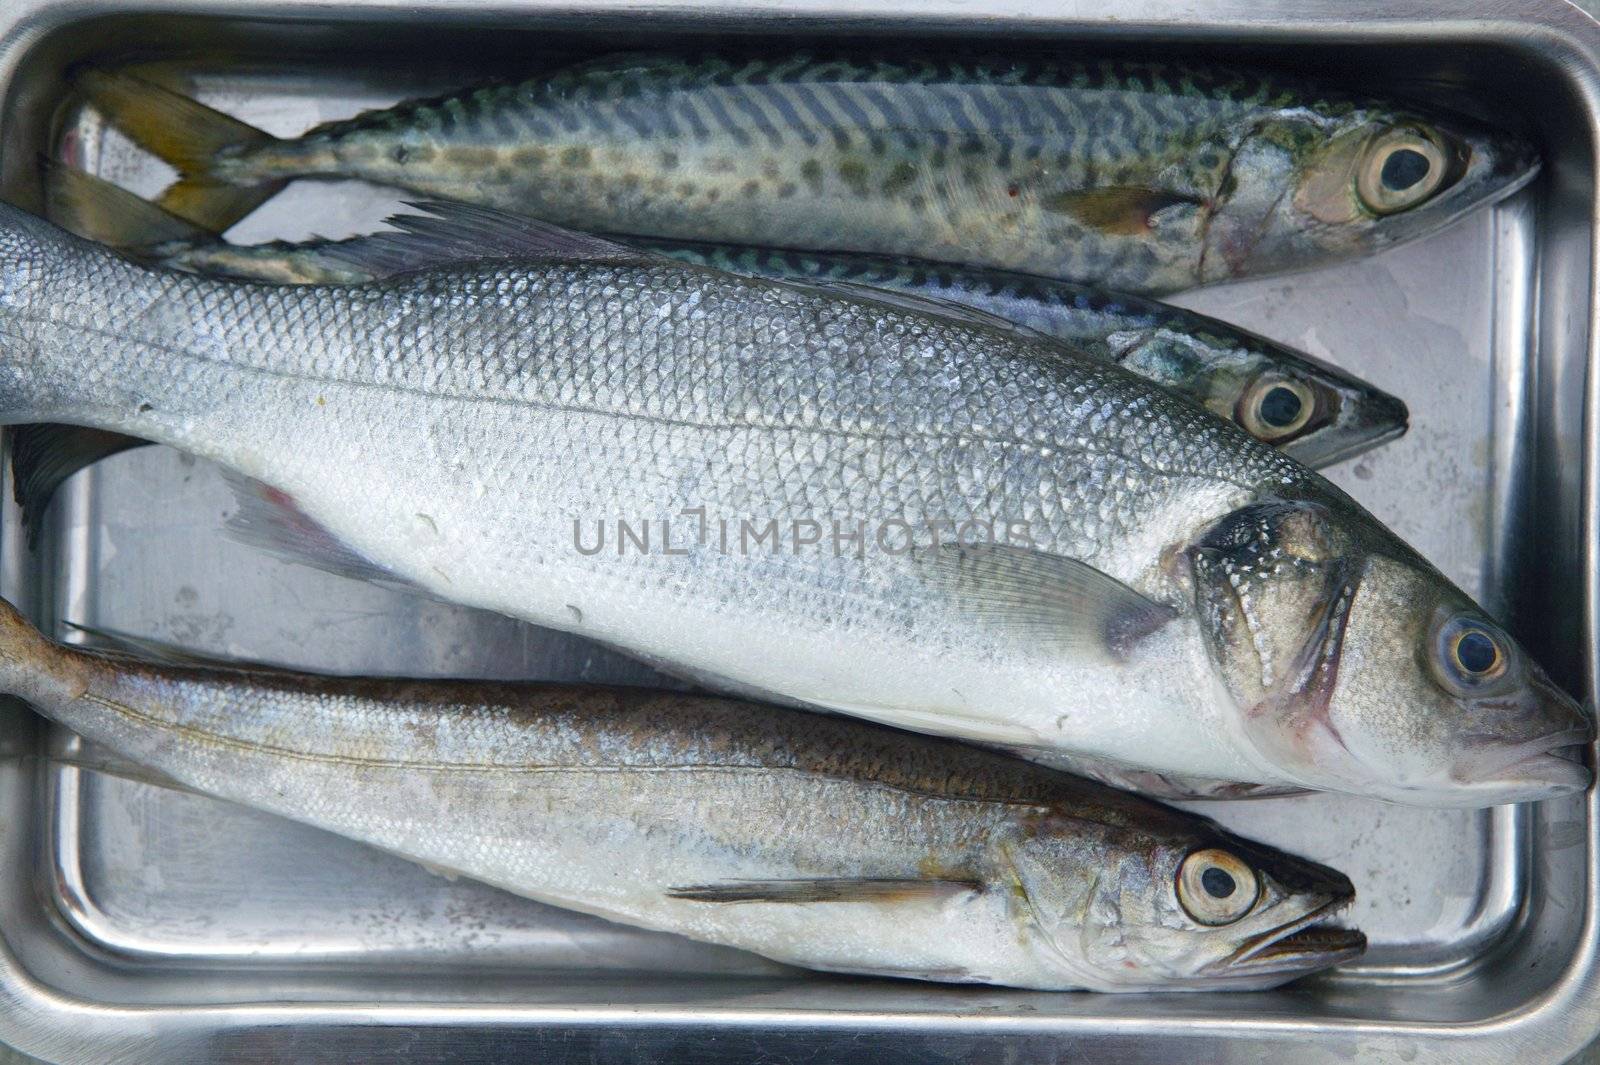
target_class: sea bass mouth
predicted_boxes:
[1455,726,1594,800]
[1203,899,1366,980]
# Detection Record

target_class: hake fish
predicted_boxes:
[79,54,1537,295]
[42,162,1408,468]
[0,200,1585,806]
[0,598,1366,991]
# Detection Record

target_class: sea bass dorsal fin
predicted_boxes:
[913,543,1175,659]
[9,425,151,549]
[788,278,1059,343]
[1041,187,1205,236]
[221,470,422,591]
[322,200,656,276]
[43,159,217,249]
[667,878,983,904]
[75,69,286,231]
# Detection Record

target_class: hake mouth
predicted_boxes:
[1204,899,1367,978]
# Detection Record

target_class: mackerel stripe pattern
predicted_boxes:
[227,55,1320,292]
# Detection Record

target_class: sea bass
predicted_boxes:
[80,54,1538,295]
[0,600,1366,991]
[0,201,1585,806]
[42,162,1407,468]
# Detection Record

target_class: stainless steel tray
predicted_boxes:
[0,2,1596,1061]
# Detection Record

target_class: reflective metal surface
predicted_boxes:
[0,2,1596,1061]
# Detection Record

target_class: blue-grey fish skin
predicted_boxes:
[140,235,1406,467]
[101,54,1538,294]
[0,203,1584,806]
[643,240,1408,467]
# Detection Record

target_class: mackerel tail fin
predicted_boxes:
[75,69,286,232]
[43,158,218,251]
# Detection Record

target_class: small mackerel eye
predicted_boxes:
[1238,376,1317,442]
[1177,848,1260,926]
[1432,615,1511,691]
[1358,127,1450,215]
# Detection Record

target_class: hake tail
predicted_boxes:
[75,69,286,232]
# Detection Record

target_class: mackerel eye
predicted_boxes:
[1358,128,1450,214]
[1238,376,1317,442]
[1177,848,1260,925]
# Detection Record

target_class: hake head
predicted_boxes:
[1188,499,1592,806]
[1003,808,1363,990]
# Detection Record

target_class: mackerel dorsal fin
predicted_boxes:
[910,543,1176,660]
[321,200,654,276]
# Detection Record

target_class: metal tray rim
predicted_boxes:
[0,0,1596,1060]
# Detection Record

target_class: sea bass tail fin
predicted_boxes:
[43,159,217,250]
[75,69,286,231]
[10,425,151,549]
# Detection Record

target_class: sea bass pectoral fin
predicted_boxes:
[666,878,984,904]
[10,424,151,549]
[914,543,1176,660]
[75,69,285,231]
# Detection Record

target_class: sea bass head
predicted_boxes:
[1200,97,1537,285]
[1006,807,1363,991]
[1112,315,1408,468]
[1187,498,1592,806]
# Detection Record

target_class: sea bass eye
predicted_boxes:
[1453,628,1503,677]
[1238,376,1318,442]
[1177,848,1260,925]
[1358,128,1450,214]
[1431,615,1511,691]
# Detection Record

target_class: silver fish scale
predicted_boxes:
[11,227,1305,583]
[2,213,1341,780]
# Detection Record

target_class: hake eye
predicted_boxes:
[1358,127,1451,214]
[1177,848,1260,925]
[1238,376,1317,442]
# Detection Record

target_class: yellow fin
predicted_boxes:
[75,69,285,230]
[43,159,215,249]
[1042,186,1203,235]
